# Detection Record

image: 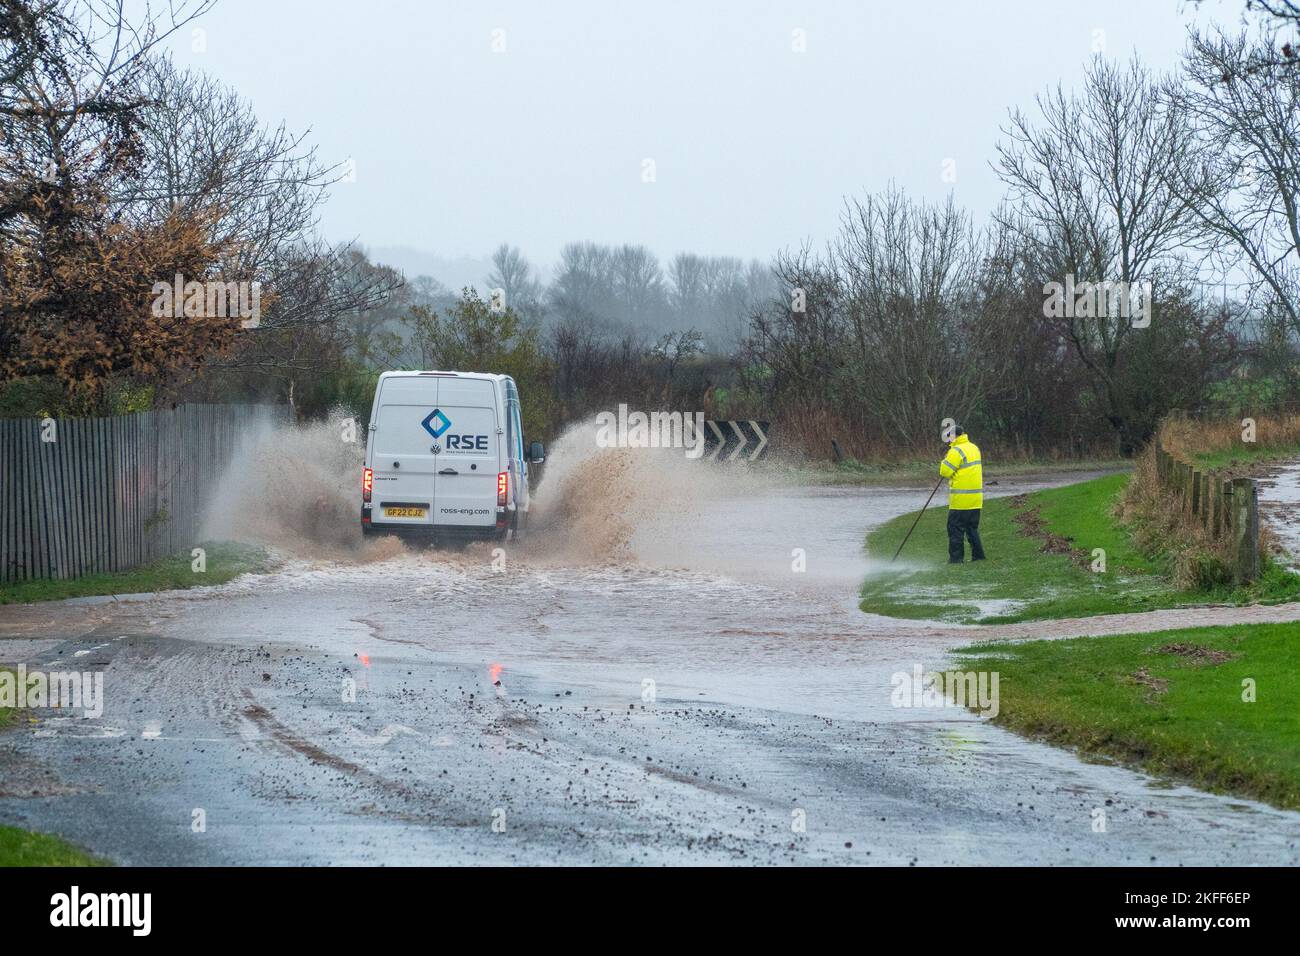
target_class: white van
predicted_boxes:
[361,371,544,542]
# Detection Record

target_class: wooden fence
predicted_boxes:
[1154,445,1260,583]
[0,404,283,584]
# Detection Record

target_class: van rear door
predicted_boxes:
[433,377,500,529]
[371,377,440,525]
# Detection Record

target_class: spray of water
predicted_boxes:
[524,418,779,566]
[201,414,404,563]
[202,413,778,570]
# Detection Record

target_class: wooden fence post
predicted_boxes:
[1210,478,1223,537]
[1231,477,1259,584]
[1222,480,1233,537]
[1224,478,1235,537]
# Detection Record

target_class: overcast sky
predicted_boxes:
[162,0,1246,277]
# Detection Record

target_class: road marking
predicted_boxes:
[33,719,127,739]
[346,724,420,747]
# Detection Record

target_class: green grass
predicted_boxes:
[779,456,1130,487]
[0,669,10,731]
[860,474,1300,623]
[0,824,106,866]
[954,622,1300,810]
[0,541,270,605]
[0,669,107,865]
[1190,439,1300,473]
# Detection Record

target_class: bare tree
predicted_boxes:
[485,243,542,315]
[1174,30,1300,330]
[124,58,400,405]
[128,57,338,279]
[650,329,704,401]
[740,244,850,437]
[1239,1,1300,60]
[209,241,400,415]
[610,243,667,325]
[667,253,708,318]
[996,56,1201,451]
[666,252,760,348]
[0,0,228,408]
[1250,0,1300,24]
[0,0,216,229]
[549,241,617,328]
[832,187,988,448]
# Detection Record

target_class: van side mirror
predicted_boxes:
[528,440,545,464]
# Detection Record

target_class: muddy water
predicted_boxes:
[3,425,1300,865]
[192,431,1101,723]
[1257,460,1300,571]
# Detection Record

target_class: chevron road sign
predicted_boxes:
[702,420,770,463]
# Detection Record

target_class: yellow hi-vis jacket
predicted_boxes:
[939,434,983,510]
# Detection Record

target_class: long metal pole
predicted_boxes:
[891,475,945,563]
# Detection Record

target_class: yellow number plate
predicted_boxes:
[384,506,427,518]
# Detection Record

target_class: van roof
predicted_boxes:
[378,370,511,383]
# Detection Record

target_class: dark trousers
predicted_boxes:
[947,508,985,563]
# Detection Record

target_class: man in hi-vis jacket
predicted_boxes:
[938,426,985,563]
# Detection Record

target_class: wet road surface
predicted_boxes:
[2,471,1299,865]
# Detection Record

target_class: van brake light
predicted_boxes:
[497,471,508,506]
[363,467,373,502]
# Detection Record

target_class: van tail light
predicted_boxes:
[497,471,508,506]
[362,467,373,502]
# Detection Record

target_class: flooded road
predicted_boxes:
[2,458,1299,865]
[1258,460,1300,571]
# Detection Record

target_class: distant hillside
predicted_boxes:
[365,246,497,293]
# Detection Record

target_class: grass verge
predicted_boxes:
[776,456,1129,486]
[0,824,106,866]
[954,622,1300,810]
[0,670,107,865]
[860,474,1300,623]
[0,669,11,731]
[0,541,270,605]
[1159,411,1300,475]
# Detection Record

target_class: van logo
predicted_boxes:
[422,408,452,440]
